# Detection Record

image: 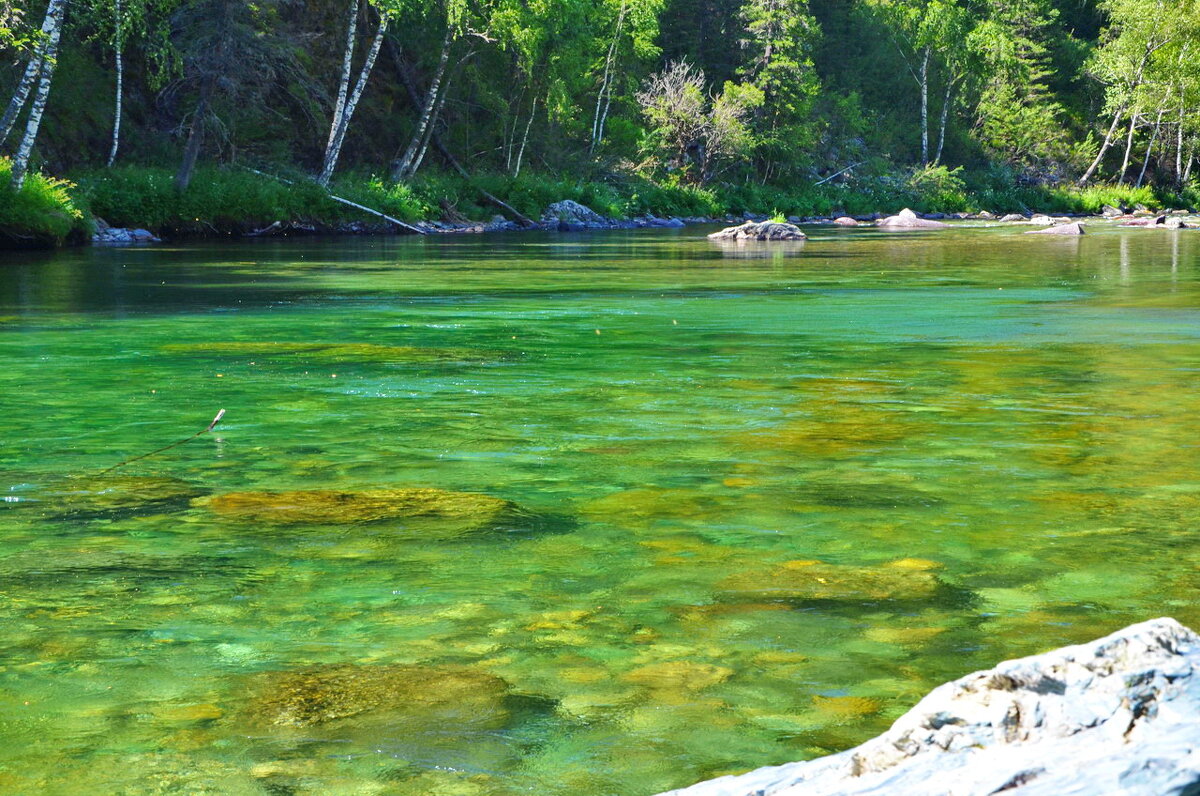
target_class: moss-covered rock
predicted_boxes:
[160,341,497,364]
[29,475,206,517]
[249,664,512,729]
[194,486,559,537]
[717,558,945,605]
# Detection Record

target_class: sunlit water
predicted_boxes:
[1,224,1198,795]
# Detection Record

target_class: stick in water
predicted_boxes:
[97,409,226,475]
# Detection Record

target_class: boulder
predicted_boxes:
[541,199,610,229]
[93,225,162,245]
[1025,221,1085,235]
[249,664,512,728]
[1101,204,1124,217]
[22,475,206,518]
[1121,217,1164,227]
[658,618,1200,796]
[716,558,945,604]
[1028,214,1055,225]
[1165,216,1188,230]
[707,221,807,241]
[998,213,1026,223]
[833,217,859,227]
[194,487,533,535]
[877,208,948,229]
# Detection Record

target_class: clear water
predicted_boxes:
[1,224,1198,795]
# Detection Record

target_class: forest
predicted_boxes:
[1,0,1198,242]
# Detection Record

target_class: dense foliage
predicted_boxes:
[2,0,1200,229]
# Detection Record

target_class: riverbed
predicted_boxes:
[1,224,1198,794]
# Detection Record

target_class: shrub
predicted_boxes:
[0,158,90,246]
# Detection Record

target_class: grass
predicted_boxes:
[3,159,1195,249]
[0,158,91,247]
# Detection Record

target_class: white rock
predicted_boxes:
[658,618,1200,796]
[707,221,806,241]
[877,208,948,228]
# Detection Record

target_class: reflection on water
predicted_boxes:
[1,224,1198,794]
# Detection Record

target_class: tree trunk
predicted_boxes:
[1079,107,1125,185]
[107,0,123,167]
[1136,108,1165,188]
[318,0,361,187]
[11,0,66,190]
[0,0,63,146]
[409,67,450,177]
[174,76,214,192]
[590,0,625,153]
[919,46,929,165]
[934,77,953,166]
[1176,106,1185,185]
[1118,109,1140,184]
[320,11,386,186]
[513,95,537,177]
[391,26,451,182]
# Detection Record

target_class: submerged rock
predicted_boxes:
[250,663,512,728]
[717,558,945,604]
[708,221,807,241]
[21,474,206,517]
[877,208,948,229]
[658,617,1200,796]
[194,487,556,535]
[1025,222,1085,236]
[160,341,494,364]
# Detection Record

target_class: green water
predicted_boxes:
[1,225,1198,795]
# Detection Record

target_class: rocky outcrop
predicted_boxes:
[92,217,161,244]
[877,208,948,229]
[658,618,1200,796]
[833,217,860,226]
[1025,221,1085,235]
[708,221,807,241]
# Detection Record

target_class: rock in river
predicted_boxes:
[717,558,945,604]
[658,617,1200,796]
[708,221,807,241]
[18,475,206,518]
[1025,222,1085,236]
[249,663,513,729]
[194,486,553,536]
[877,208,948,229]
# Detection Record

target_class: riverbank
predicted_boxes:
[3,159,1198,248]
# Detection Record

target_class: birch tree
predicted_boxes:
[1,0,65,146]
[317,0,390,186]
[11,0,66,190]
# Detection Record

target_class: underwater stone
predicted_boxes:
[658,617,1200,796]
[195,487,532,531]
[160,341,495,364]
[716,558,944,604]
[26,475,206,517]
[250,663,512,728]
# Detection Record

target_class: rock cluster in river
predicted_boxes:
[707,221,807,241]
[877,208,948,229]
[658,617,1200,796]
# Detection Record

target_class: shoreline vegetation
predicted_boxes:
[3,159,1196,248]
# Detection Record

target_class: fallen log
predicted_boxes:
[243,168,426,235]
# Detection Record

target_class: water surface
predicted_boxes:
[1,224,1198,794]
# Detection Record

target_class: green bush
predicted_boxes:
[0,158,91,246]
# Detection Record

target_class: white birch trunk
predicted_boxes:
[1080,107,1125,184]
[920,46,929,165]
[1118,109,1140,183]
[391,26,451,182]
[590,0,625,154]
[934,77,954,166]
[0,1,63,146]
[320,14,387,185]
[11,0,65,190]
[513,95,537,177]
[318,0,360,186]
[1177,106,1185,184]
[1136,108,1165,188]
[107,0,123,166]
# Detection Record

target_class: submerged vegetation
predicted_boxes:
[2,0,1200,243]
